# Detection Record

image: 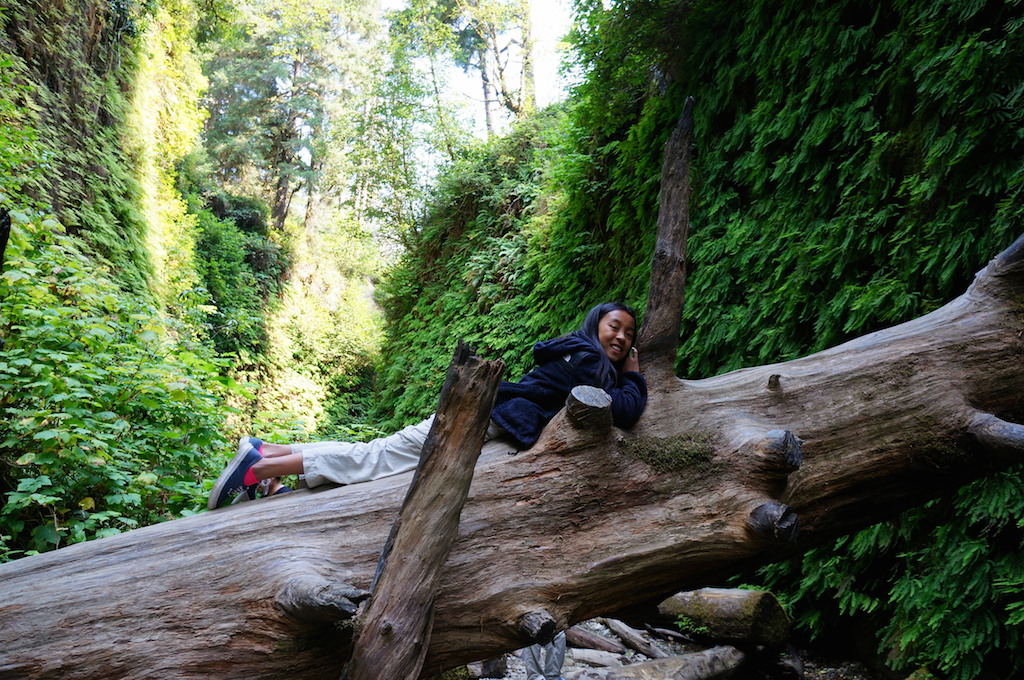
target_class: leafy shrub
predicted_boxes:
[0,210,234,560]
[752,470,1024,679]
[373,114,567,430]
[192,204,288,356]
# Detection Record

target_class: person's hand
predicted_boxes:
[624,346,640,373]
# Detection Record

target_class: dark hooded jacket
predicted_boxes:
[490,335,648,449]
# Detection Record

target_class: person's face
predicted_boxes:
[597,310,636,362]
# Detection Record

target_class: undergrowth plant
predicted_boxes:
[0,210,239,560]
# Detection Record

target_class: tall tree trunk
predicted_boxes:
[271,125,294,233]
[479,54,495,139]
[519,0,535,116]
[303,159,323,238]
[428,56,459,162]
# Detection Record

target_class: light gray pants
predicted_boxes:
[520,631,566,680]
[297,416,506,488]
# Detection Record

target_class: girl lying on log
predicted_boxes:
[208,302,648,509]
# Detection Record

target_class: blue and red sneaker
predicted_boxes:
[208,437,263,510]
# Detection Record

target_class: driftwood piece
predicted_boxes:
[570,648,626,668]
[344,342,504,680]
[565,646,745,680]
[601,618,669,659]
[657,588,791,649]
[567,624,628,654]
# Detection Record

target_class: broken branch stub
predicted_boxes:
[567,384,614,432]
[639,95,696,380]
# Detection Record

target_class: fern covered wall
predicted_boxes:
[375,0,1023,418]
[374,0,1024,676]
[1,0,158,293]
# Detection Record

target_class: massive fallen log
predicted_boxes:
[0,233,1020,679]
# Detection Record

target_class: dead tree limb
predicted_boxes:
[638,96,695,383]
[344,342,503,680]
[600,618,668,659]
[571,646,746,680]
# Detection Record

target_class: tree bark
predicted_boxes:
[638,97,694,385]
[0,207,10,273]
[344,342,504,680]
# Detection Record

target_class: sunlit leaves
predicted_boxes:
[0,211,230,561]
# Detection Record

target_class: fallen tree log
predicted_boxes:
[566,646,745,680]
[0,235,1019,678]
[656,588,791,649]
[1,97,1023,678]
[567,624,628,654]
[600,618,669,659]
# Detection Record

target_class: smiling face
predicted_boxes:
[597,309,636,362]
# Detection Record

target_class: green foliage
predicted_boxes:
[373,112,573,430]
[753,470,1024,678]
[0,52,42,207]
[192,201,288,356]
[567,0,1024,380]
[200,0,381,227]
[0,0,156,293]
[375,0,1024,677]
[675,614,710,638]
[0,210,234,561]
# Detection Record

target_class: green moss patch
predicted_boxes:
[619,432,720,474]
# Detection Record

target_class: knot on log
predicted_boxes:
[566,385,613,432]
[739,430,802,489]
[968,412,1024,459]
[746,501,800,544]
[518,610,557,645]
[275,574,369,623]
[762,430,803,471]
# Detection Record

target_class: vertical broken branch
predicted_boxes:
[638,96,695,383]
[0,207,10,274]
[343,341,504,680]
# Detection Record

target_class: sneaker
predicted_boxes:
[261,477,292,497]
[230,485,259,504]
[208,437,263,510]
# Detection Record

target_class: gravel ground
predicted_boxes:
[800,652,876,680]
[470,619,878,680]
